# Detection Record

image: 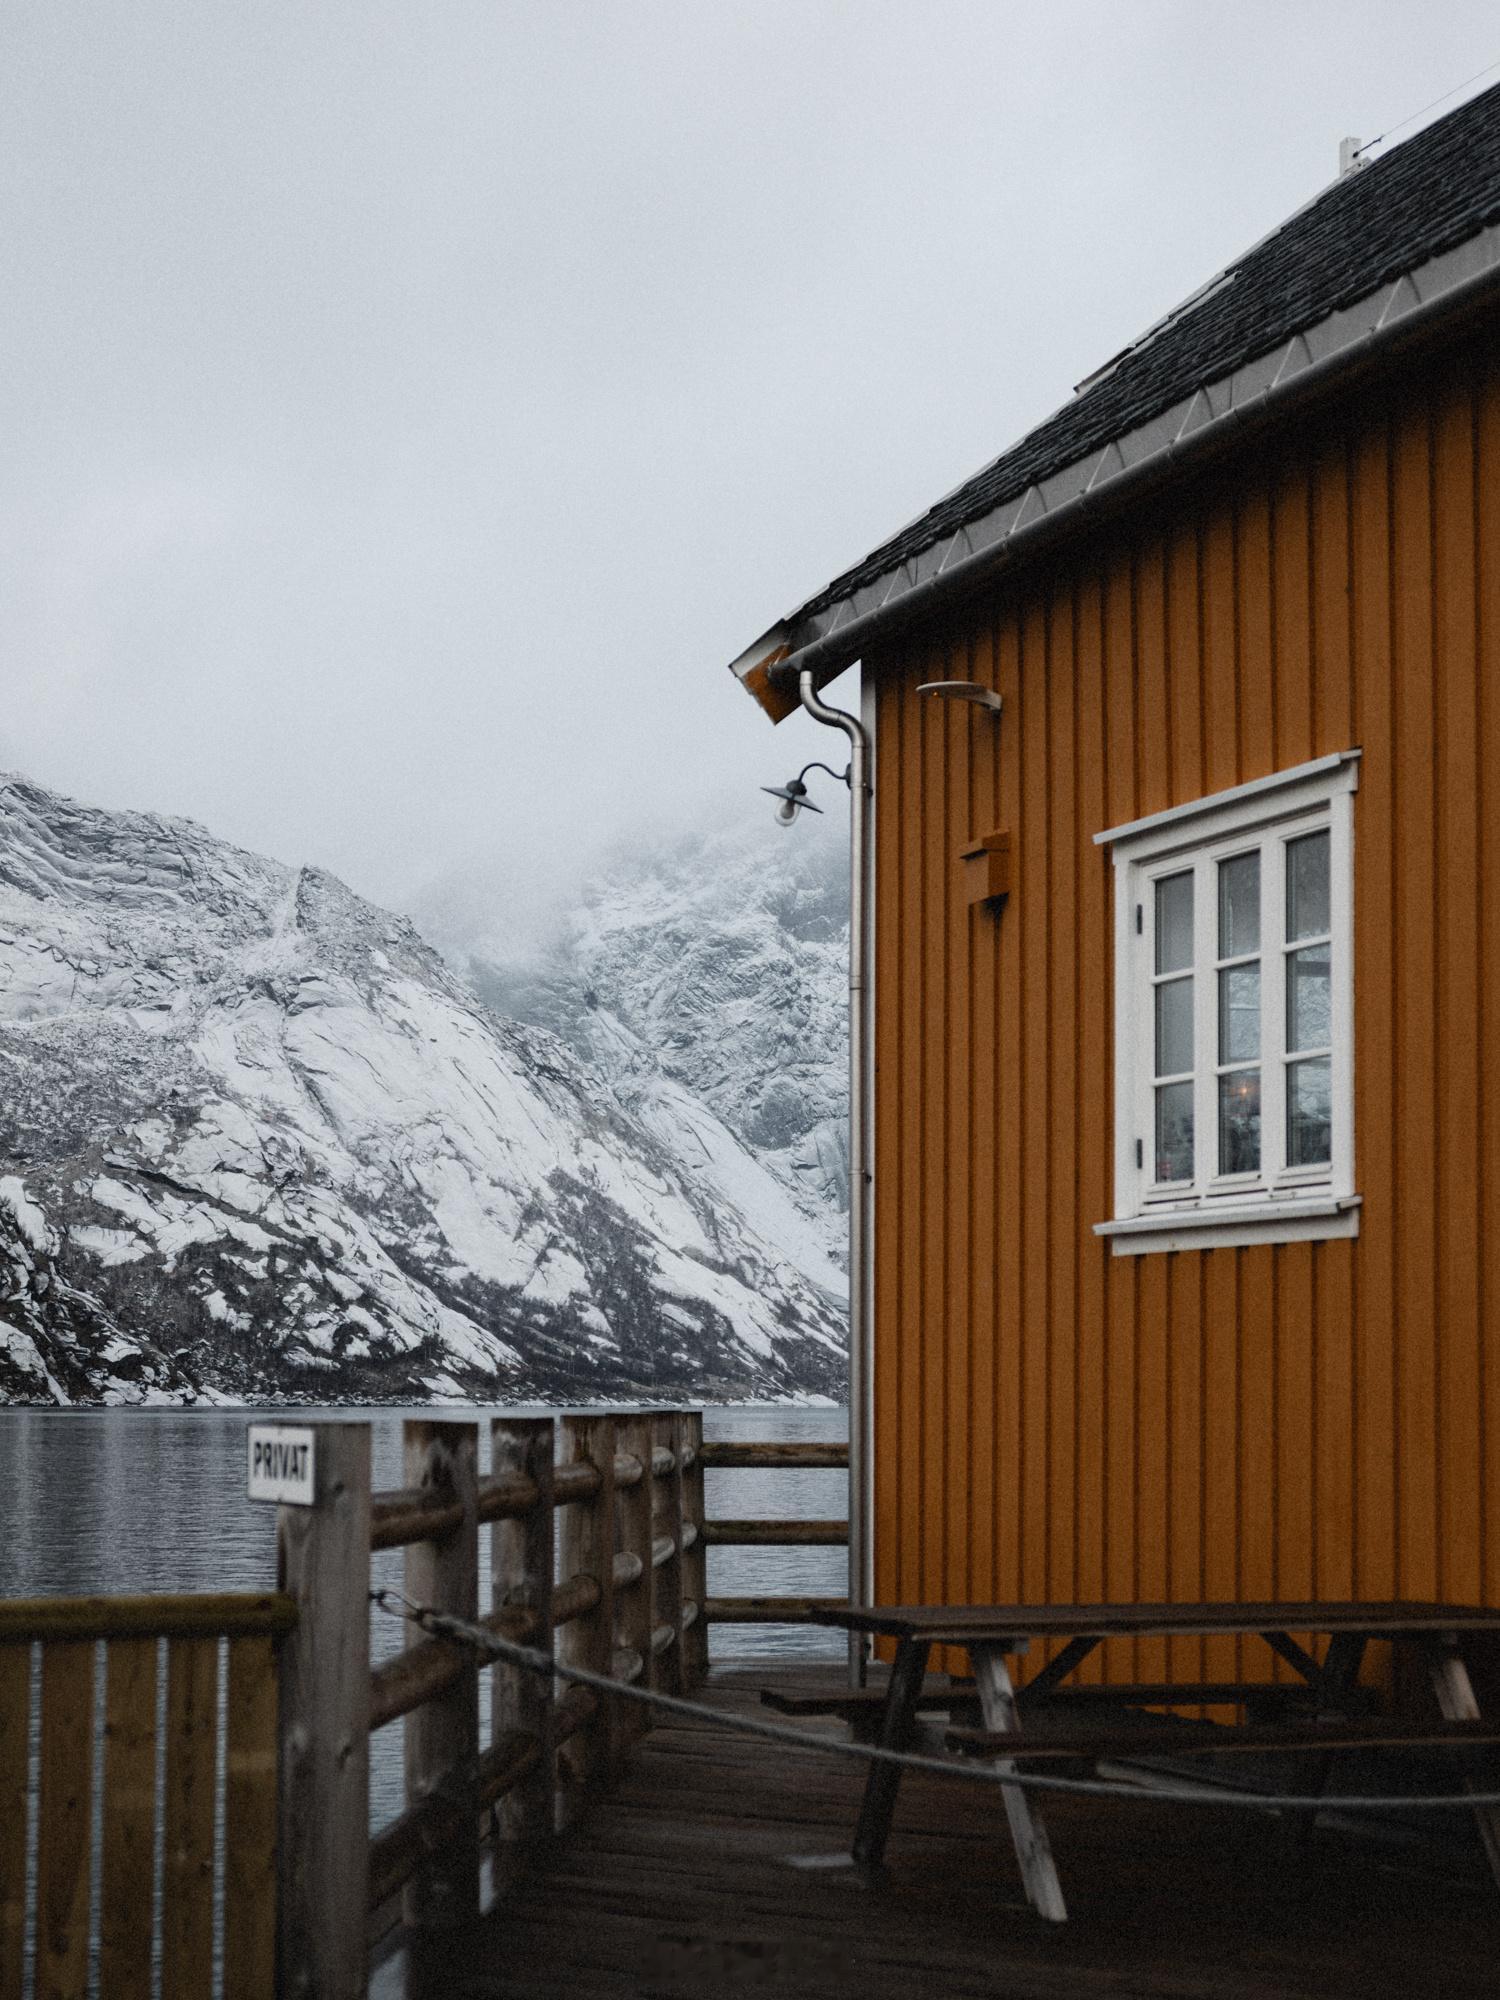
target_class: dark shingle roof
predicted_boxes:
[796,81,1500,624]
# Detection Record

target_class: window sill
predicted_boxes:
[1094,1194,1361,1256]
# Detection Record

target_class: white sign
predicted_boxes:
[247,1425,316,1506]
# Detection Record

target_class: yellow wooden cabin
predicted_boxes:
[727,86,1500,1685]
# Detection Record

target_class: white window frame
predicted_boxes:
[1093,751,1361,1255]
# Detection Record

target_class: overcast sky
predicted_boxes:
[2,4,1496,925]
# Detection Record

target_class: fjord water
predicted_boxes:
[0,1402,847,1825]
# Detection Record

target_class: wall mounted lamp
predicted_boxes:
[916,680,1003,716]
[761,760,851,826]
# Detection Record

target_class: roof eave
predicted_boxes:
[727,626,802,723]
[735,216,1500,719]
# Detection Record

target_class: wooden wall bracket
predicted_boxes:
[959,830,1011,908]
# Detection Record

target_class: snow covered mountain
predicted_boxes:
[0,774,846,1405]
[424,818,851,1281]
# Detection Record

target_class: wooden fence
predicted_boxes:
[281,1415,850,1992]
[0,1416,848,1998]
[266,1410,696,1993]
[0,1591,296,2000]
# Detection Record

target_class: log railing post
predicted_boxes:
[490,1415,555,1861]
[680,1412,709,1687]
[277,1421,371,2000]
[557,1414,615,1825]
[612,1413,653,1767]
[650,1411,686,1699]
[402,1419,479,1937]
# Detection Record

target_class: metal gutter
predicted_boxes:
[737,219,1500,705]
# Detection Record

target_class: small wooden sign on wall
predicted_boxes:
[959,829,1011,907]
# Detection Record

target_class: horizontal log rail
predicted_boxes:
[373,1455,657,1548]
[370,1487,465,1551]
[703,1518,848,1547]
[0,1589,298,1642]
[697,1440,848,1470]
[368,1791,463,1911]
[551,1572,603,1628]
[553,1683,598,1745]
[477,1469,540,1522]
[368,1725,549,1907]
[480,1727,544,1810]
[369,1604,540,1732]
[370,1633,466,1732]
[705,1595,849,1624]
[552,1459,603,1506]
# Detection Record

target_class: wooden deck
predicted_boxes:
[393,1665,1500,1999]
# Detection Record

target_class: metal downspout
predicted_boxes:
[796,666,873,1687]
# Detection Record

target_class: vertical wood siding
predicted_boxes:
[869,332,1500,1658]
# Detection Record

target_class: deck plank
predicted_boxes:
[399,1665,1500,2000]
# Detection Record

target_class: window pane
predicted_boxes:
[1155,871,1193,974]
[1287,830,1330,940]
[1287,1057,1332,1166]
[1218,963,1260,1062]
[1286,942,1331,1051]
[1219,1069,1261,1174]
[1218,851,1260,957]
[1155,1081,1194,1183]
[1155,976,1193,1077]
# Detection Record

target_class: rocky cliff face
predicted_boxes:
[439,818,851,1279]
[0,775,846,1405]
[0,1175,192,1403]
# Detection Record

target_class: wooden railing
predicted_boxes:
[277,1410,712,1994]
[698,1435,849,1626]
[0,1591,296,2000]
[0,1416,848,1998]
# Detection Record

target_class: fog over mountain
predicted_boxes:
[416,812,851,1278]
[0,774,846,1406]
[8,7,1484,930]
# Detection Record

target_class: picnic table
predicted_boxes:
[804,1601,1500,1922]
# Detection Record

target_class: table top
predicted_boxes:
[809,1600,1500,1644]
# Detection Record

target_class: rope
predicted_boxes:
[370,1587,1500,1816]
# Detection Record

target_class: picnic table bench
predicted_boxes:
[798,1601,1500,1923]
